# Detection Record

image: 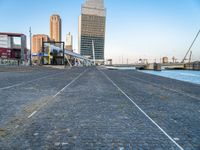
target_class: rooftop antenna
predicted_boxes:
[182,30,200,63]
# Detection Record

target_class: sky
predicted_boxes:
[0,0,200,63]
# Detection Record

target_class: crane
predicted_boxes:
[181,30,200,63]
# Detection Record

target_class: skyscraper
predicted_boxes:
[65,32,73,50]
[50,14,62,42]
[78,0,106,64]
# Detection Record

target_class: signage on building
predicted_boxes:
[0,48,11,59]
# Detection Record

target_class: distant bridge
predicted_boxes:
[112,63,185,70]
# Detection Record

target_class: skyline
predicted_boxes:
[0,0,200,63]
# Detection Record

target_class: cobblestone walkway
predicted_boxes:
[0,67,199,150]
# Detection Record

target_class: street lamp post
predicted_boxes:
[29,27,32,66]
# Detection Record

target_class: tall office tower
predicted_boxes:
[50,14,62,42]
[65,32,73,50]
[78,0,106,64]
[32,34,49,63]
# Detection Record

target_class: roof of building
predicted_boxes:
[0,32,25,37]
[82,0,106,17]
[0,47,13,50]
[33,34,49,37]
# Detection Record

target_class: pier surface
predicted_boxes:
[0,67,200,150]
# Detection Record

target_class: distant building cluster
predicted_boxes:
[31,0,106,65]
[32,14,73,64]
[0,0,106,66]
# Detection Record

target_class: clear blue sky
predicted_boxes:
[0,0,200,63]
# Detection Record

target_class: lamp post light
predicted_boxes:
[29,27,32,66]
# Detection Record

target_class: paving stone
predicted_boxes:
[0,67,199,149]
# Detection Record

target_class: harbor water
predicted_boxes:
[140,70,200,85]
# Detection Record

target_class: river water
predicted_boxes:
[140,70,200,85]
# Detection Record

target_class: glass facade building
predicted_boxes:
[79,0,106,63]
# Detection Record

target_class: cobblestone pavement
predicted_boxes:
[101,68,200,150]
[0,67,199,150]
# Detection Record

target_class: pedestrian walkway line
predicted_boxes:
[28,111,37,118]
[100,70,184,150]
[0,71,65,91]
[125,73,200,101]
[27,69,88,119]
[53,69,88,98]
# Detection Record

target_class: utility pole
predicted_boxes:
[92,40,95,65]
[29,27,32,66]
